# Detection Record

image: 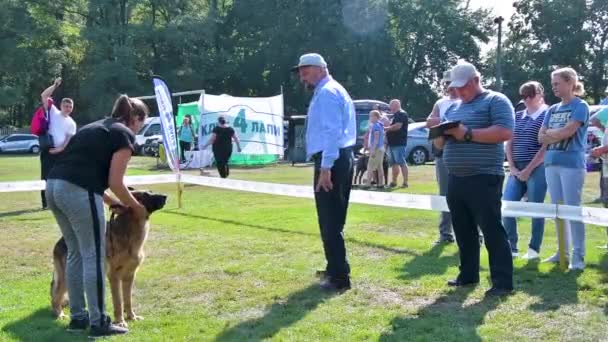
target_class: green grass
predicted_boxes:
[0,155,607,341]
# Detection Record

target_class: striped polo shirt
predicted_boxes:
[511,105,548,163]
[443,90,514,176]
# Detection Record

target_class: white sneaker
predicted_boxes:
[511,251,519,258]
[521,249,540,260]
[542,252,562,263]
[568,255,585,270]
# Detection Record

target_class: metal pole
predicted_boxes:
[494,16,504,92]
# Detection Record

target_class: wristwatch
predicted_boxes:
[464,127,473,142]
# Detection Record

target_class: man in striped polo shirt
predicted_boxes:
[433,61,515,296]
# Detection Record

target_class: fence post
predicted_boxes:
[556,201,568,271]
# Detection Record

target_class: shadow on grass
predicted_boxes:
[214,284,336,341]
[399,243,459,281]
[379,286,500,341]
[0,208,44,219]
[516,260,581,312]
[164,210,416,256]
[2,308,81,341]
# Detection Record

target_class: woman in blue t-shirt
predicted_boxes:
[178,114,196,162]
[504,81,549,260]
[539,67,589,270]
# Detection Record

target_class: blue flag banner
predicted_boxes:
[153,77,179,172]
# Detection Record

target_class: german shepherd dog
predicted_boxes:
[51,189,167,327]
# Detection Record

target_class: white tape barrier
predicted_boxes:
[0,174,178,193]
[181,174,608,226]
[2,174,608,226]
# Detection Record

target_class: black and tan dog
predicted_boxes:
[51,189,167,327]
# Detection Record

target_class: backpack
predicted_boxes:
[31,98,53,136]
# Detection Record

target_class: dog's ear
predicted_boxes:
[109,204,129,216]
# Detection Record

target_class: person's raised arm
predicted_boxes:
[41,78,61,110]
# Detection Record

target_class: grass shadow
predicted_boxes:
[516,261,581,312]
[379,286,500,341]
[1,308,82,341]
[214,284,336,341]
[0,208,44,219]
[600,249,608,316]
[164,210,417,256]
[398,243,459,281]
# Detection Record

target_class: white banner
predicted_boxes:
[198,93,284,155]
[153,77,180,172]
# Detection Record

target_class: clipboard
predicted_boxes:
[428,120,461,139]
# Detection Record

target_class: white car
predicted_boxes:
[0,134,40,154]
[134,117,161,155]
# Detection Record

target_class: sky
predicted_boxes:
[469,0,516,53]
[469,0,516,22]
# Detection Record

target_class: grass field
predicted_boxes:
[0,154,607,341]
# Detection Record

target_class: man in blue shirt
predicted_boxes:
[434,61,515,296]
[293,53,356,291]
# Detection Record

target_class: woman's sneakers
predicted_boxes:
[569,254,585,270]
[520,249,540,260]
[89,316,128,339]
[542,252,564,264]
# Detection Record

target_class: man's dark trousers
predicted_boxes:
[40,149,56,208]
[446,173,513,289]
[313,148,354,279]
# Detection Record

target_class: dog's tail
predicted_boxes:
[51,238,68,318]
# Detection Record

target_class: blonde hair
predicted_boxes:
[370,110,381,119]
[552,67,585,97]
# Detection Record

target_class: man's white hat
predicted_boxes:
[291,53,328,71]
[448,62,480,88]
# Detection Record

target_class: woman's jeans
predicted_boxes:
[502,161,547,253]
[545,165,586,258]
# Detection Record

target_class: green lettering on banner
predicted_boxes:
[233,109,248,134]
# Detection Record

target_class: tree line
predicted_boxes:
[0,0,606,128]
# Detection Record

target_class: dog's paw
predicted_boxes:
[114,320,129,328]
[53,311,67,320]
[126,313,144,321]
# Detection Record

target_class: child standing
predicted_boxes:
[366,110,386,189]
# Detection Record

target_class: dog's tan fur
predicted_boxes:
[51,190,166,327]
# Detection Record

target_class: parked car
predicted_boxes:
[135,117,162,155]
[0,134,40,154]
[405,122,434,165]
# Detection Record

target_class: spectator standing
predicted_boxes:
[385,99,409,188]
[503,81,549,259]
[365,110,386,190]
[178,114,196,163]
[433,61,515,296]
[539,67,589,270]
[427,70,460,244]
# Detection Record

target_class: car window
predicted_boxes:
[6,136,20,142]
[145,124,161,136]
[138,123,150,135]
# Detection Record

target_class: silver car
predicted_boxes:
[404,122,434,165]
[0,134,40,154]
